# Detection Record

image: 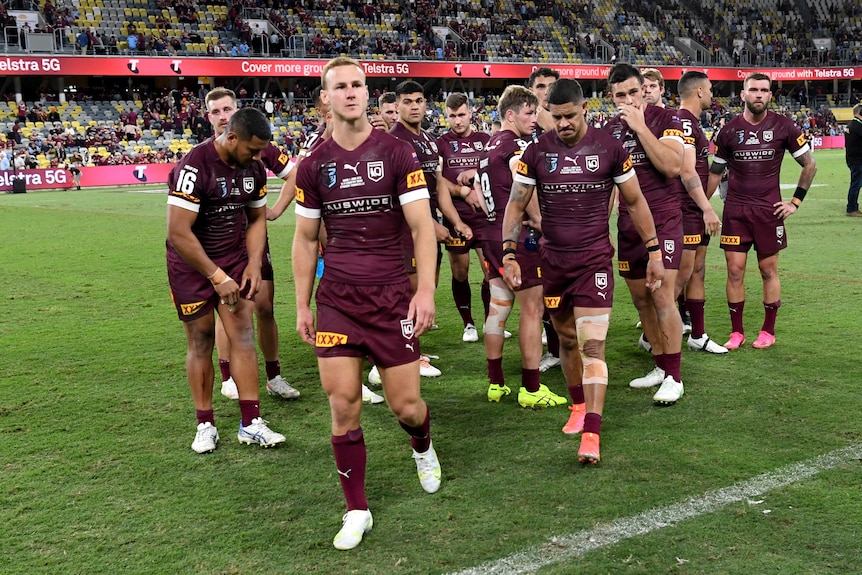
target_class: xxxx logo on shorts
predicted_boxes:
[618,260,630,271]
[316,332,348,347]
[684,234,702,245]
[180,300,207,316]
[720,235,741,246]
[544,296,561,309]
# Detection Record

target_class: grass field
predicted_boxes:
[1,149,861,575]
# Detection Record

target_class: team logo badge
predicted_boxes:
[595,272,608,290]
[473,141,484,151]
[400,319,414,339]
[323,162,337,188]
[429,141,438,154]
[450,141,459,152]
[776,225,784,240]
[368,161,385,182]
[737,131,746,144]
[586,155,599,172]
[217,178,228,197]
[545,153,558,173]
[242,177,255,193]
[664,239,676,254]
[763,130,773,142]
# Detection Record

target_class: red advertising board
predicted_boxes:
[0,163,175,192]
[2,55,860,81]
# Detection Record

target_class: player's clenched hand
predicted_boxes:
[434,220,452,243]
[296,306,317,345]
[617,102,646,133]
[408,288,435,337]
[454,221,473,241]
[645,259,666,292]
[503,258,522,291]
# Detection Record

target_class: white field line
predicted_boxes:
[447,443,862,575]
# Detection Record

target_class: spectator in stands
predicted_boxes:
[0,150,9,172]
[127,32,138,53]
[76,29,89,54]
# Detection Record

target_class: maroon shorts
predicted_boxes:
[720,202,787,256]
[483,233,542,288]
[617,208,683,279]
[167,253,249,322]
[541,245,615,316]
[682,203,706,251]
[314,278,420,368]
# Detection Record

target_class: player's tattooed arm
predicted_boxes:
[502,180,535,245]
[795,149,817,191]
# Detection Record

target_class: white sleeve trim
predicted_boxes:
[295,204,321,219]
[613,169,637,184]
[248,197,267,209]
[659,134,685,146]
[513,173,536,186]
[400,188,431,205]
[274,162,293,179]
[167,195,200,212]
[792,143,810,158]
[711,156,728,165]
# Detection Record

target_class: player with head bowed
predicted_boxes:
[166,106,286,454]
[292,57,442,551]
[504,79,664,463]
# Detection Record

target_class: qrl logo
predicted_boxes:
[170,60,182,74]
[127,59,140,74]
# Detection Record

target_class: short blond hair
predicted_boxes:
[641,68,664,89]
[321,56,364,89]
[204,87,236,108]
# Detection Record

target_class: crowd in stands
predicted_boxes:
[3,0,862,66]
[4,75,854,174]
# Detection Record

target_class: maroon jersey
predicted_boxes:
[166,139,267,261]
[678,107,710,214]
[297,123,326,160]
[713,111,809,209]
[477,129,532,237]
[295,129,430,285]
[602,104,685,213]
[437,128,490,223]
[514,127,635,252]
[259,141,293,179]
[389,122,439,213]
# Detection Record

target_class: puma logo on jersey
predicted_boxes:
[343,162,360,175]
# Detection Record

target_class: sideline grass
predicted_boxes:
[1,149,860,575]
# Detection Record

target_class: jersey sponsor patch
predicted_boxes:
[662,127,684,139]
[684,234,702,245]
[295,186,305,203]
[278,153,288,166]
[180,300,207,316]
[315,331,348,347]
[515,159,529,175]
[544,296,561,309]
[721,234,741,246]
[622,156,633,172]
[407,169,426,188]
[446,237,467,247]
[796,133,807,146]
[618,260,630,271]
